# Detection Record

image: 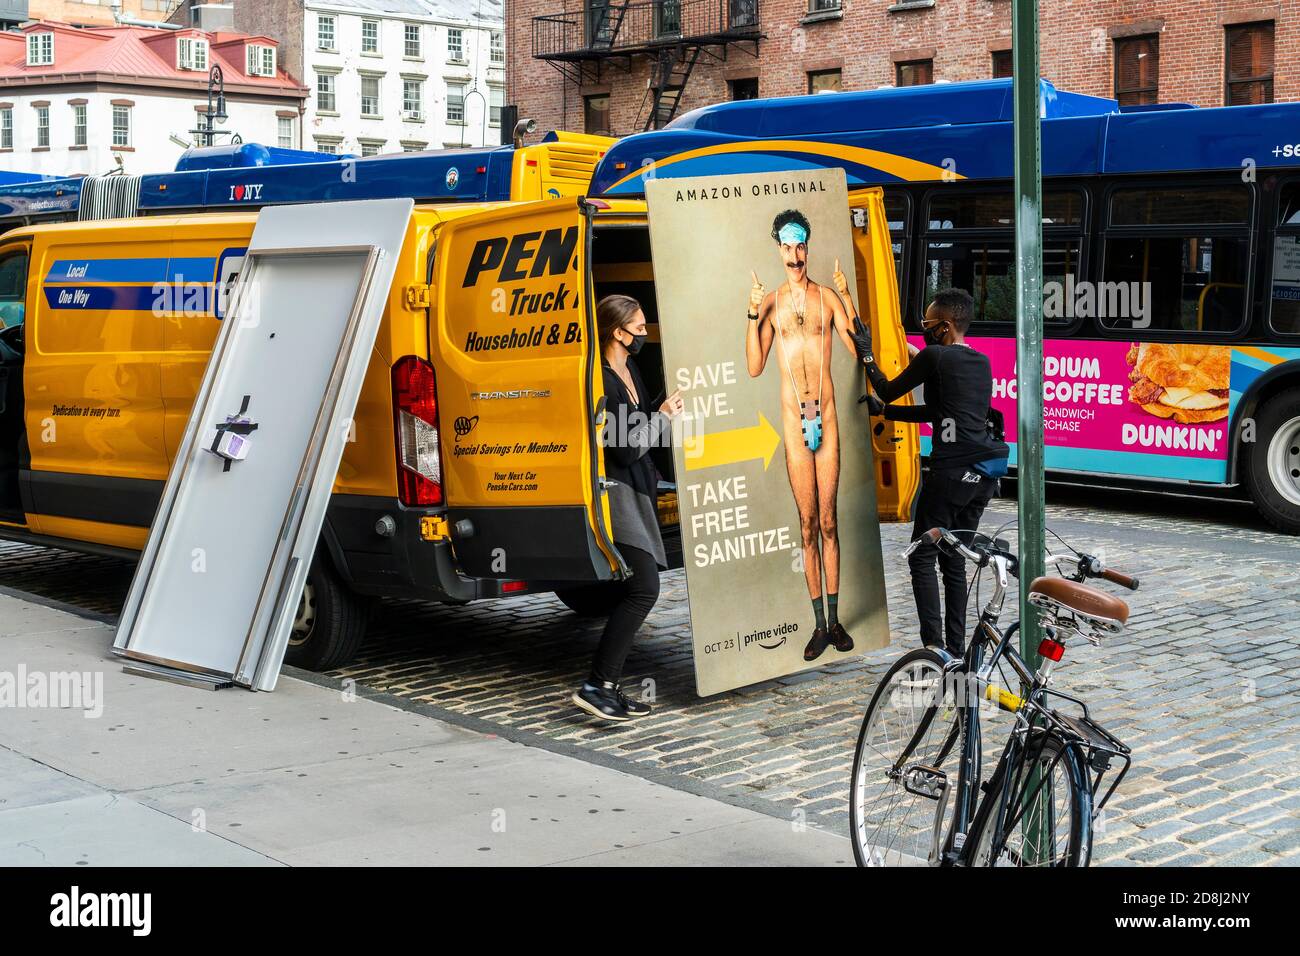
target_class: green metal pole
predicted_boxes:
[1012,0,1044,670]
[1012,0,1047,864]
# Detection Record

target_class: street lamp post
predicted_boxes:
[198,64,229,148]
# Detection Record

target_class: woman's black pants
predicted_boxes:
[589,544,661,685]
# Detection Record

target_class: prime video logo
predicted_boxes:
[0,666,103,718]
[49,887,151,936]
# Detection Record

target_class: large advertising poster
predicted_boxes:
[646,169,890,697]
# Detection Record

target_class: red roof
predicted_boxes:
[0,22,306,94]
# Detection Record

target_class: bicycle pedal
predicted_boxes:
[903,764,948,800]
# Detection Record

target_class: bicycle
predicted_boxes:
[849,527,1139,867]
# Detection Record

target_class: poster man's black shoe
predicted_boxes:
[616,685,652,717]
[828,623,854,653]
[803,627,831,661]
[572,681,632,722]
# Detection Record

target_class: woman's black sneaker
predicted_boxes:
[572,680,632,722]
[616,685,652,717]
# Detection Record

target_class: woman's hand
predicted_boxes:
[848,316,874,365]
[906,341,920,359]
[660,388,685,417]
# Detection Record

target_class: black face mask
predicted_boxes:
[623,332,647,355]
[921,323,946,347]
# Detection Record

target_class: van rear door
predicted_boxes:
[429,198,623,583]
[849,187,921,522]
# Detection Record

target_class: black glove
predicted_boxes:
[858,393,885,416]
[849,316,873,365]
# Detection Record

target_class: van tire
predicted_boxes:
[1243,387,1300,535]
[284,557,372,671]
[553,582,625,617]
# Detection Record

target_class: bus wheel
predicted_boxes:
[1245,388,1300,534]
[553,582,625,617]
[284,557,372,671]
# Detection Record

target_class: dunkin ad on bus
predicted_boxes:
[646,169,890,697]
[912,335,1240,483]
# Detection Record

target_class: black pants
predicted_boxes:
[590,544,661,685]
[908,465,997,655]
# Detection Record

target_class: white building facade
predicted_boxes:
[0,22,307,177]
[304,0,504,156]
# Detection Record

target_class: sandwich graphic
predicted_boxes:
[1126,343,1230,424]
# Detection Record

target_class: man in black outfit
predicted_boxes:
[848,289,1009,656]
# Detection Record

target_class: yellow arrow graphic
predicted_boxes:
[683,412,782,472]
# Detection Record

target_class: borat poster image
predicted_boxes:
[646,169,889,696]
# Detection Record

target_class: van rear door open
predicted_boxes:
[850,187,921,523]
[429,198,623,583]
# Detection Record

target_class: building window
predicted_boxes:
[178,36,208,71]
[896,59,933,87]
[489,86,503,127]
[359,140,384,157]
[361,76,381,117]
[490,32,504,64]
[808,0,840,12]
[402,79,423,120]
[584,93,610,136]
[807,69,841,94]
[277,116,295,148]
[316,72,337,112]
[729,77,758,100]
[1114,35,1158,106]
[314,137,340,155]
[404,23,422,58]
[112,105,130,148]
[0,108,11,150]
[362,19,380,54]
[35,106,49,148]
[992,50,1012,79]
[447,28,464,62]
[246,44,276,77]
[73,104,86,147]
[401,141,427,152]
[1225,21,1274,106]
[447,82,465,123]
[26,32,53,67]
[317,14,336,51]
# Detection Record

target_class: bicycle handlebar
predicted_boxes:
[911,528,1140,591]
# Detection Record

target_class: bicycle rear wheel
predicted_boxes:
[968,732,1091,867]
[850,648,967,867]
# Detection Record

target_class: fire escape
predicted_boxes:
[532,0,762,132]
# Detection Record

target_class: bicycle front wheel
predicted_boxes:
[968,732,1092,867]
[850,648,966,867]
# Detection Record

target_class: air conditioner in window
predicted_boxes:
[404,110,423,122]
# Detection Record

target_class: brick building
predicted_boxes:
[506,0,1298,138]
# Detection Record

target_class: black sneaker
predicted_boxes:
[616,685,652,717]
[572,680,631,722]
[803,627,831,662]
[828,622,854,653]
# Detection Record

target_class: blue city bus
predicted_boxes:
[592,79,1300,534]
[0,132,612,229]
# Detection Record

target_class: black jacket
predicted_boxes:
[865,343,1010,469]
[600,359,664,498]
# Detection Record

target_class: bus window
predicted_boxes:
[1270,182,1300,334]
[1103,185,1252,334]
[922,188,1083,326]
[0,249,27,330]
[883,189,909,303]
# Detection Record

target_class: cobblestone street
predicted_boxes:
[2,483,1298,866]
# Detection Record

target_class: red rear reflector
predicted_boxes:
[502,581,527,593]
[526,159,538,167]
[881,459,893,487]
[1038,638,1065,661]
[475,165,486,174]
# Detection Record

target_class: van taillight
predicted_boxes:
[392,356,442,506]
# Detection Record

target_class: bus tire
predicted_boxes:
[1244,387,1300,535]
[284,556,372,671]
[553,582,625,617]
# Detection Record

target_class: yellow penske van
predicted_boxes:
[0,188,918,670]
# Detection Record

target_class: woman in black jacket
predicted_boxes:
[572,295,684,722]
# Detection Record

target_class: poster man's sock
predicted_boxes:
[827,593,839,628]
[812,598,826,631]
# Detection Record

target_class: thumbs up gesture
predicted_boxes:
[749,270,765,316]
[832,258,850,298]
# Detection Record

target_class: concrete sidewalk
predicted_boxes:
[0,593,849,866]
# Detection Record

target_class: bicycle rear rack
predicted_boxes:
[1036,687,1132,819]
